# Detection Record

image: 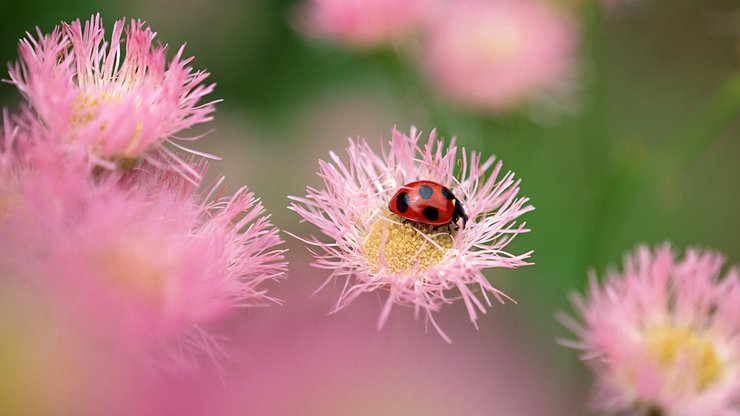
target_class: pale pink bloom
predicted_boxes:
[1,149,286,369]
[7,14,217,180]
[297,0,428,49]
[289,127,533,341]
[561,245,740,416]
[46,177,285,366]
[144,258,582,415]
[0,110,94,263]
[422,0,578,114]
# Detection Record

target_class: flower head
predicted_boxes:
[422,0,578,114]
[297,0,428,49]
[0,145,286,369]
[7,14,217,180]
[70,179,282,368]
[289,127,533,341]
[0,110,93,258]
[1,13,285,374]
[561,245,740,415]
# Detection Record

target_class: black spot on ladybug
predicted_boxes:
[418,185,433,200]
[396,192,410,213]
[441,187,454,200]
[422,206,439,221]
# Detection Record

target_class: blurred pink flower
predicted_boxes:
[561,244,740,416]
[0,115,286,369]
[140,254,583,416]
[39,175,285,369]
[289,127,533,341]
[297,0,428,49]
[422,0,578,114]
[7,14,217,180]
[0,111,93,259]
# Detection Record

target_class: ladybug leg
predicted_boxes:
[432,224,451,233]
[453,199,468,229]
[451,213,461,231]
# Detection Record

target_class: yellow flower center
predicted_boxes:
[363,214,454,275]
[0,192,22,222]
[71,92,144,161]
[91,238,171,305]
[0,189,26,224]
[0,288,80,415]
[468,22,523,62]
[645,325,723,392]
[71,92,118,125]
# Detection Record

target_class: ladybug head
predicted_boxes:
[452,198,468,228]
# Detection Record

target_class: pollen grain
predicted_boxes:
[645,325,723,392]
[363,214,454,275]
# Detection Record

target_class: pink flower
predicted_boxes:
[144,257,582,415]
[422,0,578,114]
[0,131,286,369]
[58,178,283,369]
[7,14,217,180]
[297,0,429,49]
[0,111,93,259]
[289,127,533,341]
[561,245,740,415]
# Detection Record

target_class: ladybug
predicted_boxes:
[388,180,468,228]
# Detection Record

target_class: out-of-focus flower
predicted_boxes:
[33,173,285,369]
[296,0,428,49]
[561,244,740,416]
[139,253,583,416]
[422,0,578,114]
[0,111,93,262]
[7,14,217,180]
[0,115,286,369]
[289,127,532,341]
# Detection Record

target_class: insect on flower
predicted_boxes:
[388,180,468,229]
[289,127,533,342]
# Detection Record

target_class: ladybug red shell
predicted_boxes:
[388,180,469,228]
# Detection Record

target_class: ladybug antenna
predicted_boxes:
[455,158,465,184]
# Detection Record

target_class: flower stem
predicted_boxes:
[659,72,740,180]
[580,0,609,191]
[368,48,453,138]
[576,0,611,277]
